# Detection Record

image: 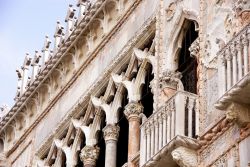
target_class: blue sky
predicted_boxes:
[0,0,75,107]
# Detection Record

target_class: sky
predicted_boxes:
[0,0,76,107]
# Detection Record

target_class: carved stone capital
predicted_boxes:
[171,146,198,167]
[80,146,100,166]
[189,38,200,59]
[159,70,183,90]
[226,103,250,127]
[234,0,250,26]
[124,102,143,121]
[103,124,120,141]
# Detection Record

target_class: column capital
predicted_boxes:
[103,124,120,141]
[80,145,100,166]
[124,102,143,121]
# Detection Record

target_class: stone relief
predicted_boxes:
[171,146,198,167]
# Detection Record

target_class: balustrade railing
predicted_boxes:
[217,24,250,97]
[139,91,198,166]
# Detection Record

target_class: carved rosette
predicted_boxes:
[159,70,183,90]
[124,102,143,121]
[80,145,100,166]
[103,124,120,141]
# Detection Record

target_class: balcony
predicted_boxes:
[139,91,200,167]
[215,23,250,110]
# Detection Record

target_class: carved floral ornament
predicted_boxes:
[80,145,100,165]
[103,124,120,141]
[124,102,143,120]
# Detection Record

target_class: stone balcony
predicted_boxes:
[215,23,250,110]
[139,91,200,167]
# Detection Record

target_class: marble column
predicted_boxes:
[80,145,100,167]
[124,102,143,167]
[103,124,120,167]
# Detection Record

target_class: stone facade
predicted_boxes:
[0,0,250,166]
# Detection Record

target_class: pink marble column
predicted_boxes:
[125,102,143,167]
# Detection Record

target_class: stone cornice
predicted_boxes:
[35,13,156,158]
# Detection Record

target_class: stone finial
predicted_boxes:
[0,104,9,118]
[77,0,90,21]
[31,51,41,66]
[103,124,120,141]
[54,21,64,51]
[22,53,32,70]
[65,4,76,22]
[80,146,100,166]
[42,35,51,52]
[54,21,64,37]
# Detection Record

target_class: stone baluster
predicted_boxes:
[41,35,51,67]
[145,122,151,161]
[21,54,32,94]
[167,112,171,143]
[243,32,249,75]
[77,0,90,22]
[65,4,76,39]
[150,119,155,157]
[237,39,243,79]
[154,115,159,154]
[225,48,232,90]
[31,51,41,82]
[158,112,163,150]
[80,145,100,167]
[231,43,238,85]
[218,53,227,96]
[103,124,120,167]
[162,112,167,145]
[124,102,143,167]
[139,125,146,166]
[54,21,64,52]
[171,100,175,139]
[188,98,195,138]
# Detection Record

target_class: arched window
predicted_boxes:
[177,20,198,94]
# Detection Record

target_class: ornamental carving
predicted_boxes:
[159,70,183,90]
[103,124,120,141]
[171,146,198,167]
[80,146,100,165]
[226,103,250,127]
[124,102,143,120]
[189,38,200,59]
[166,2,177,21]
[234,0,250,26]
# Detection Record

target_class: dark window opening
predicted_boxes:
[117,91,129,166]
[96,113,106,167]
[141,64,154,118]
[177,20,198,94]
